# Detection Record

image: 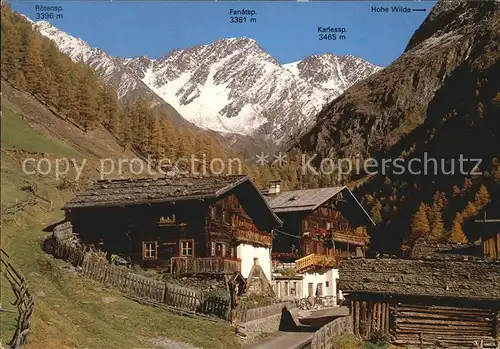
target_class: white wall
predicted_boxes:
[300,268,339,302]
[237,243,272,281]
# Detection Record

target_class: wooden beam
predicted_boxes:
[386,302,391,334]
[361,300,367,337]
[381,302,386,332]
[367,299,372,339]
[354,300,360,336]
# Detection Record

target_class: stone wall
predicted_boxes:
[310,315,353,349]
[236,302,299,343]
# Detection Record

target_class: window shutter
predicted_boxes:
[211,242,215,256]
[222,243,226,257]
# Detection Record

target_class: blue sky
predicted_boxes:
[12,0,436,67]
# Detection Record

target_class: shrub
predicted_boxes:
[367,329,390,348]
[331,333,364,349]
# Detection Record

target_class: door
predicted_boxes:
[316,283,323,297]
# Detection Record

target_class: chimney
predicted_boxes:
[268,180,281,195]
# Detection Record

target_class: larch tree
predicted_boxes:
[72,66,102,131]
[149,116,163,161]
[100,85,120,134]
[462,201,479,219]
[411,203,431,242]
[160,117,178,159]
[370,200,383,225]
[24,33,46,95]
[1,22,22,81]
[450,213,467,244]
[474,184,490,209]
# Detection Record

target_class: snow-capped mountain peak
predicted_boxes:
[34,20,381,144]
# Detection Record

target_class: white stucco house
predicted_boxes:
[265,181,375,305]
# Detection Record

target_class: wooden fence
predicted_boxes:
[352,298,390,339]
[0,249,35,349]
[311,315,353,349]
[171,256,241,275]
[51,222,231,320]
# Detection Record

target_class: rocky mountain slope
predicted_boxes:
[124,40,380,144]
[295,0,499,161]
[293,0,500,253]
[31,20,380,145]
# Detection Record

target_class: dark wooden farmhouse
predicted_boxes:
[63,175,282,279]
[266,184,374,274]
[339,258,500,348]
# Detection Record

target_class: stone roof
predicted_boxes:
[267,187,346,212]
[339,257,500,301]
[266,187,375,226]
[410,241,483,260]
[64,175,250,209]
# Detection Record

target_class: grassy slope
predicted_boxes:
[0,84,240,349]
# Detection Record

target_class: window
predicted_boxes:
[326,281,329,287]
[210,206,216,220]
[215,242,225,257]
[142,241,158,260]
[180,239,194,257]
[211,242,227,257]
[158,213,176,225]
[222,210,230,224]
[305,241,312,255]
[308,283,314,297]
[284,281,289,296]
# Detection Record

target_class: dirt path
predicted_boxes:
[245,331,313,349]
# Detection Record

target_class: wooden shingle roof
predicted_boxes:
[339,257,500,301]
[65,175,244,208]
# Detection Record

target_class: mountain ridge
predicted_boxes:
[32,19,381,145]
[292,0,500,253]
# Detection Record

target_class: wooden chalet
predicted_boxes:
[266,185,375,274]
[63,175,282,276]
[340,258,500,348]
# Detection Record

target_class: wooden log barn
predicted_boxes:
[339,258,500,348]
[473,204,500,260]
[266,183,374,299]
[62,175,282,279]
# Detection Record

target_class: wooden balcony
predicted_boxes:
[331,231,368,246]
[232,229,273,247]
[295,253,339,273]
[171,257,241,275]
